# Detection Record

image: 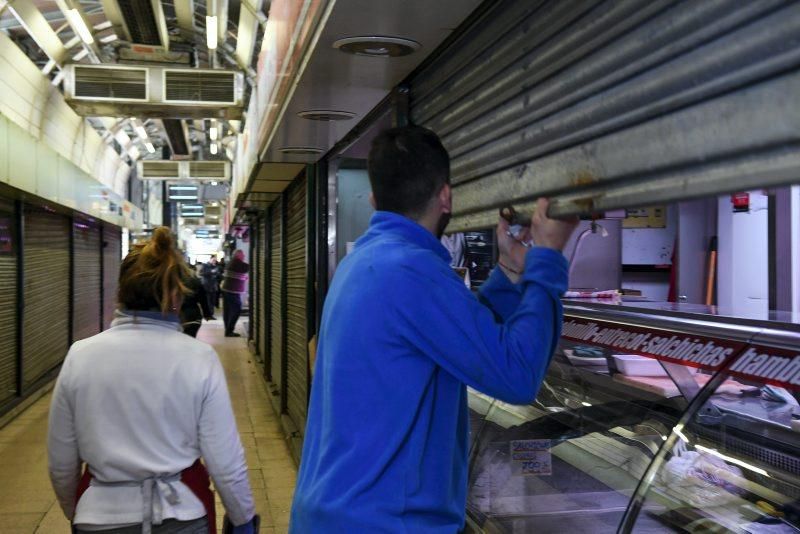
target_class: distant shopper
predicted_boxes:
[221,250,248,337]
[216,258,226,308]
[181,274,215,338]
[200,258,219,317]
[47,227,257,534]
[290,126,577,532]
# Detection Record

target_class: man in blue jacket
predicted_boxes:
[290,125,577,533]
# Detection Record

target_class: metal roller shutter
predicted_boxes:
[270,199,284,394]
[0,201,17,406]
[102,226,121,329]
[72,220,102,342]
[285,175,308,434]
[257,218,267,358]
[409,0,800,231]
[23,209,70,388]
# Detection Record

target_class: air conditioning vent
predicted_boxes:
[73,66,147,100]
[189,161,228,179]
[137,160,230,181]
[65,66,243,118]
[165,71,236,103]
[141,161,179,179]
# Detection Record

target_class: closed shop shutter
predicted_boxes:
[270,199,284,394]
[409,0,800,231]
[72,220,101,342]
[23,209,70,388]
[102,226,121,329]
[285,174,308,434]
[0,201,17,405]
[257,218,267,358]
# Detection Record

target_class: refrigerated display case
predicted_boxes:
[466,301,800,533]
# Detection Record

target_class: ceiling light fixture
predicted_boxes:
[72,49,89,61]
[298,110,356,121]
[333,36,420,57]
[145,142,155,153]
[135,125,149,140]
[169,186,198,191]
[210,143,218,155]
[66,9,94,44]
[99,33,118,44]
[206,16,218,50]
[209,125,219,140]
[210,181,218,186]
[278,146,323,155]
[170,195,198,200]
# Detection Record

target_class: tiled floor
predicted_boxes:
[0,317,296,533]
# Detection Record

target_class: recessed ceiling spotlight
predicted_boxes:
[279,146,323,155]
[333,36,420,57]
[298,110,356,122]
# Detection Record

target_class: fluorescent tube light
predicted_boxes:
[210,143,218,155]
[169,186,198,191]
[136,125,149,140]
[206,16,218,49]
[67,9,94,44]
[145,142,155,153]
[209,125,218,140]
[170,195,198,200]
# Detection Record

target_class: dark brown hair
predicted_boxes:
[117,226,189,314]
[368,125,450,218]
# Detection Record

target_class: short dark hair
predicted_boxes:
[368,125,450,217]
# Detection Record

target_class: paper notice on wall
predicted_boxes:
[510,440,552,476]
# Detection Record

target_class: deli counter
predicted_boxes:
[466,300,800,533]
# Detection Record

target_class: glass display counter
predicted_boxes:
[466,302,800,533]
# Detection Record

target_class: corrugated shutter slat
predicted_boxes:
[103,227,121,329]
[409,0,800,230]
[270,199,283,394]
[0,205,17,405]
[257,218,267,359]
[72,221,101,342]
[285,175,307,435]
[23,210,70,387]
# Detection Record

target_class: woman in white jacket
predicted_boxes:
[47,227,257,534]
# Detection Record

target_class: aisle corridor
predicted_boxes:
[0,318,296,533]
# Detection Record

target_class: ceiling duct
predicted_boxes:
[163,119,191,156]
[138,160,230,181]
[64,65,244,118]
[101,0,169,49]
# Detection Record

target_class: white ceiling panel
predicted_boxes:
[260,0,482,163]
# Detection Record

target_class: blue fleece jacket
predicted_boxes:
[289,211,568,533]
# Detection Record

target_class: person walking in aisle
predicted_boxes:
[47,226,257,533]
[181,273,215,338]
[290,125,577,533]
[200,258,219,319]
[221,249,249,338]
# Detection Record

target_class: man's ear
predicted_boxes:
[439,184,452,214]
[369,192,377,210]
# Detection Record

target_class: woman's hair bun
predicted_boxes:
[150,226,173,253]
